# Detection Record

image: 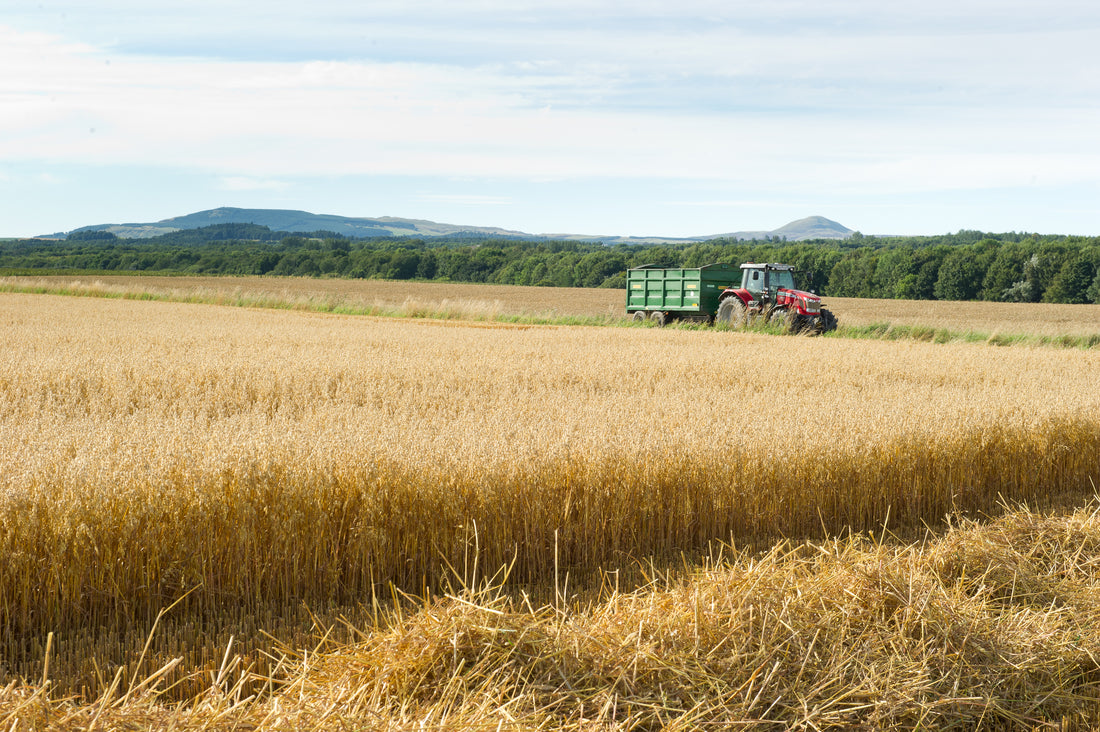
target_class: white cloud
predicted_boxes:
[3,1,1100,235]
[4,19,1094,194]
[4,18,1095,193]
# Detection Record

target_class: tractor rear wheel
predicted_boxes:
[715,297,746,328]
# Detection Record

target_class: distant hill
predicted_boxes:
[67,208,853,242]
[70,208,533,240]
[705,216,854,242]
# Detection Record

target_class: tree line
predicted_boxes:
[2,226,1100,304]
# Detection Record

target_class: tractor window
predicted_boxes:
[743,269,763,294]
[769,270,796,290]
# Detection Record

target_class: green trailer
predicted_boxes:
[626,263,741,325]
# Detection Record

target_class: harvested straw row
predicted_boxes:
[5,506,1100,729]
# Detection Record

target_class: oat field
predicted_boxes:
[3,287,1100,728]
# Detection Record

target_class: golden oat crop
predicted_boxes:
[2,291,1099,700]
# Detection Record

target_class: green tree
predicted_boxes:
[909,247,950,300]
[575,251,628,288]
[1043,255,1094,304]
[869,248,913,299]
[1003,248,1064,302]
[385,250,420,279]
[257,252,280,274]
[933,249,983,301]
[1087,271,1100,304]
[415,251,438,279]
[981,243,1028,300]
[827,250,876,297]
[67,230,119,241]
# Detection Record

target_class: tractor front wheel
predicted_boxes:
[767,307,798,332]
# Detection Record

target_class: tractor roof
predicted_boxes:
[739,262,796,271]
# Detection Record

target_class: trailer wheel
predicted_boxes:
[631,311,648,324]
[649,311,667,327]
[715,297,746,328]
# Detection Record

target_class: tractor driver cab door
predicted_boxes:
[743,268,766,304]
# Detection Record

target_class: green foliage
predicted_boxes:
[1044,254,1094,304]
[66,229,119,242]
[981,242,1030,300]
[934,248,985,301]
[1089,272,1100,305]
[828,250,878,298]
[3,225,1100,304]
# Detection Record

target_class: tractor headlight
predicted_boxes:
[802,299,821,314]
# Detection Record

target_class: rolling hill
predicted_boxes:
[68,208,853,242]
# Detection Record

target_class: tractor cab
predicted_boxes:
[740,263,797,306]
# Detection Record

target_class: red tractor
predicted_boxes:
[715,262,837,333]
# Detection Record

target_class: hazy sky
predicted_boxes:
[3,1,1100,237]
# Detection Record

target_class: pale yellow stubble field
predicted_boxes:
[831,296,1100,337]
[1,274,622,319]
[6,274,1100,336]
[3,290,1099,656]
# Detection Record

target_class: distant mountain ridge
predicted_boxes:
[70,208,853,242]
[73,208,532,240]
